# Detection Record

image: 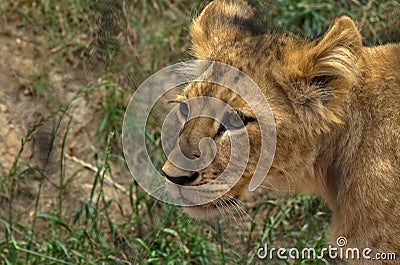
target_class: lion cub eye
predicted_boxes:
[224,110,244,130]
[179,102,189,119]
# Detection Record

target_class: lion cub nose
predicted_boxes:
[162,161,199,185]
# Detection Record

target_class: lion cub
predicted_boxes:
[162,0,400,263]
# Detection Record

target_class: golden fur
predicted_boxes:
[162,0,400,263]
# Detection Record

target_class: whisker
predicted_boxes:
[279,167,296,192]
[257,184,294,193]
[257,168,296,193]
[233,199,254,224]
[225,194,245,222]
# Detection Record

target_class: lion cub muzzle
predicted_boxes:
[162,161,199,185]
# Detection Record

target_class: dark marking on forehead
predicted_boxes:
[275,46,282,60]
[234,75,240,84]
[233,71,245,84]
[201,61,232,84]
[230,15,262,36]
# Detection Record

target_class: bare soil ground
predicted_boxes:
[0,23,133,235]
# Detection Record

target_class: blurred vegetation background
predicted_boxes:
[0,0,398,264]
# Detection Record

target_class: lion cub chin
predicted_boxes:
[162,0,400,263]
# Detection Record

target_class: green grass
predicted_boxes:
[250,0,399,44]
[0,0,398,264]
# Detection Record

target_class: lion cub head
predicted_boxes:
[162,0,362,219]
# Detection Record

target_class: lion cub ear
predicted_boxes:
[305,16,362,87]
[286,16,362,127]
[190,0,259,58]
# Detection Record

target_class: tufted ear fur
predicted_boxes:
[279,16,362,134]
[190,0,259,59]
[305,16,362,94]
